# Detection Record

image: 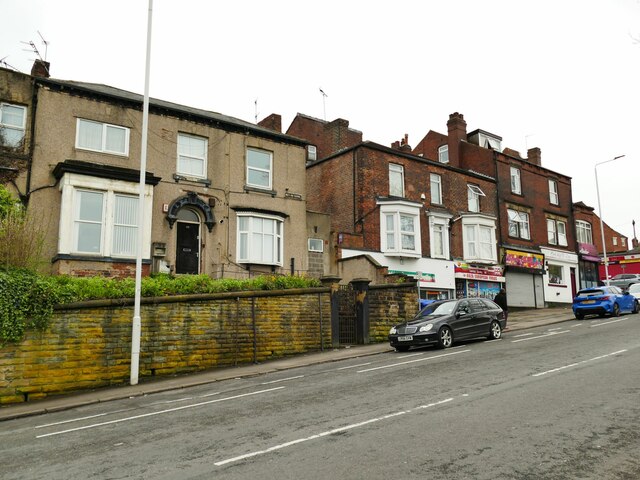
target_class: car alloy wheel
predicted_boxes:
[633,300,639,314]
[575,312,584,320]
[612,303,620,317]
[489,320,502,340]
[437,326,453,349]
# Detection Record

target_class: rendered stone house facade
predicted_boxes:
[414,112,578,307]
[1,62,310,279]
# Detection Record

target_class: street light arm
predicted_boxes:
[595,155,625,168]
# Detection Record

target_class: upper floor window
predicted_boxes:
[177,133,207,178]
[576,220,593,244]
[622,237,626,247]
[379,201,422,258]
[76,118,129,156]
[547,218,568,246]
[613,236,618,246]
[307,145,317,162]
[429,214,451,259]
[246,147,273,189]
[389,163,404,197]
[463,217,497,262]
[430,173,442,205]
[467,184,485,213]
[438,145,449,163]
[507,208,530,239]
[0,103,27,148]
[549,179,559,205]
[510,167,521,194]
[237,213,283,265]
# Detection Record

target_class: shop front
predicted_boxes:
[454,262,505,300]
[502,248,546,308]
[577,243,601,289]
[540,247,578,304]
[599,253,640,280]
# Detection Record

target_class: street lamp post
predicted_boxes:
[595,155,625,286]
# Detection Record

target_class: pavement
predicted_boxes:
[0,306,575,422]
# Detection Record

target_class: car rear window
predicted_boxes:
[578,289,605,296]
[481,299,500,310]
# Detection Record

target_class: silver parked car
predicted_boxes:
[607,273,640,290]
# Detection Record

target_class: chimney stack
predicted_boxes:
[527,147,542,166]
[391,134,411,151]
[324,118,351,154]
[446,112,467,168]
[31,59,50,78]
[257,113,282,133]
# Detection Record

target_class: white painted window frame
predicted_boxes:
[236,212,284,266]
[58,173,153,258]
[378,201,422,258]
[177,132,208,178]
[75,118,130,156]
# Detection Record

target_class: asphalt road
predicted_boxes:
[2,314,639,480]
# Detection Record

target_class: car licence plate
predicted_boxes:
[582,300,596,304]
[398,335,413,341]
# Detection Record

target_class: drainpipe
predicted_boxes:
[23,79,40,207]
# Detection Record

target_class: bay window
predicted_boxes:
[378,200,422,257]
[462,216,497,262]
[237,213,283,265]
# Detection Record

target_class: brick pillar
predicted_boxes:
[351,278,371,344]
[321,275,342,348]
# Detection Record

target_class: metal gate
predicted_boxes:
[337,284,357,344]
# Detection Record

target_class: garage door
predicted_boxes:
[506,271,544,308]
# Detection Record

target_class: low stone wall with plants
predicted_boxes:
[368,283,419,343]
[0,288,331,404]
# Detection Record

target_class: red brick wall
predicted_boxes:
[287,114,362,160]
[306,151,355,234]
[496,154,575,250]
[574,203,628,254]
[311,144,498,260]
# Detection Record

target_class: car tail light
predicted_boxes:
[600,296,612,301]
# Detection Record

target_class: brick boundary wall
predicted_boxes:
[368,283,419,343]
[0,288,331,404]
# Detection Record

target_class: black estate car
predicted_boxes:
[389,298,505,352]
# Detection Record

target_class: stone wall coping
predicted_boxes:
[53,287,331,311]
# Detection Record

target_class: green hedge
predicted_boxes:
[0,270,321,344]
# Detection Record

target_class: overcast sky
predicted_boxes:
[2,0,639,240]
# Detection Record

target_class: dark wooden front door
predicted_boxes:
[176,222,199,274]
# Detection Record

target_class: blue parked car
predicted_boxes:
[572,286,638,320]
